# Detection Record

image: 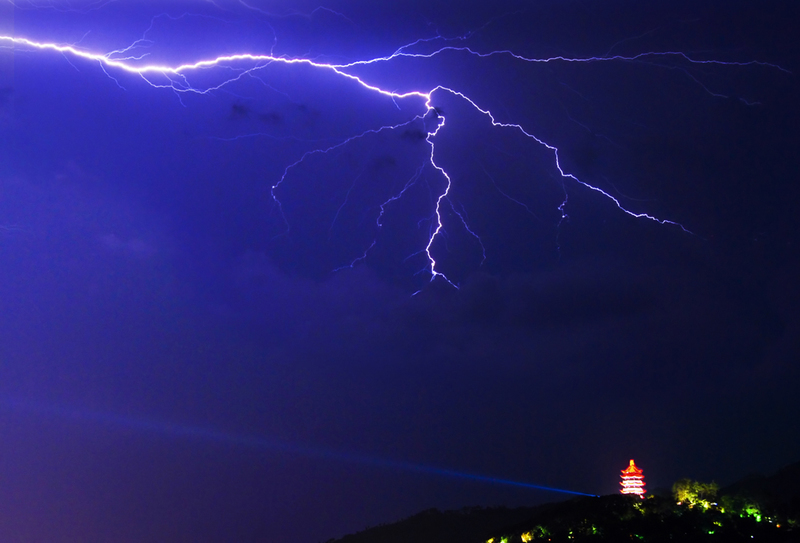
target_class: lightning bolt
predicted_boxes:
[1,25,788,287]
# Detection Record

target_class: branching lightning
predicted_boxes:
[0,7,790,504]
[0,20,788,287]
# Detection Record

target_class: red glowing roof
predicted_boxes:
[621,459,643,476]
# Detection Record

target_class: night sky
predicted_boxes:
[1,1,799,542]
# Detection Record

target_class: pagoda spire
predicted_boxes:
[620,459,646,498]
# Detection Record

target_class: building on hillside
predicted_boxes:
[620,459,646,498]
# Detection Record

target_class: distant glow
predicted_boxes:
[620,459,646,497]
[2,23,784,286]
[744,504,762,522]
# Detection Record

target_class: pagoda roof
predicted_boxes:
[621,459,643,475]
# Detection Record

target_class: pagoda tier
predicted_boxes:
[620,459,646,497]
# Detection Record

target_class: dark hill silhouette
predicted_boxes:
[325,462,800,543]
[722,460,800,503]
[324,506,548,543]
[720,460,800,520]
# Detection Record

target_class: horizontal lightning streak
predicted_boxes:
[2,30,783,282]
[336,45,792,76]
[0,35,430,99]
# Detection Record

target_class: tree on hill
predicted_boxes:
[672,478,719,508]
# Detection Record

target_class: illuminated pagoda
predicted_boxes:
[620,459,646,498]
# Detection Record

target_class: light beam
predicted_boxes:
[2,397,597,497]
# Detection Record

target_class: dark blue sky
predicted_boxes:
[1,1,798,542]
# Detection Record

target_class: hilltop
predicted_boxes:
[325,461,800,543]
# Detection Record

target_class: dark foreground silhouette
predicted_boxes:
[326,461,800,543]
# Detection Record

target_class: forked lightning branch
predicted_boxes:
[0,30,787,286]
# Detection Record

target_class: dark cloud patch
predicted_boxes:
[229,102,285,125]
[369,154,397,170]
[400,127,427,142]
[259,111,283,124]
[230,102,250,119]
